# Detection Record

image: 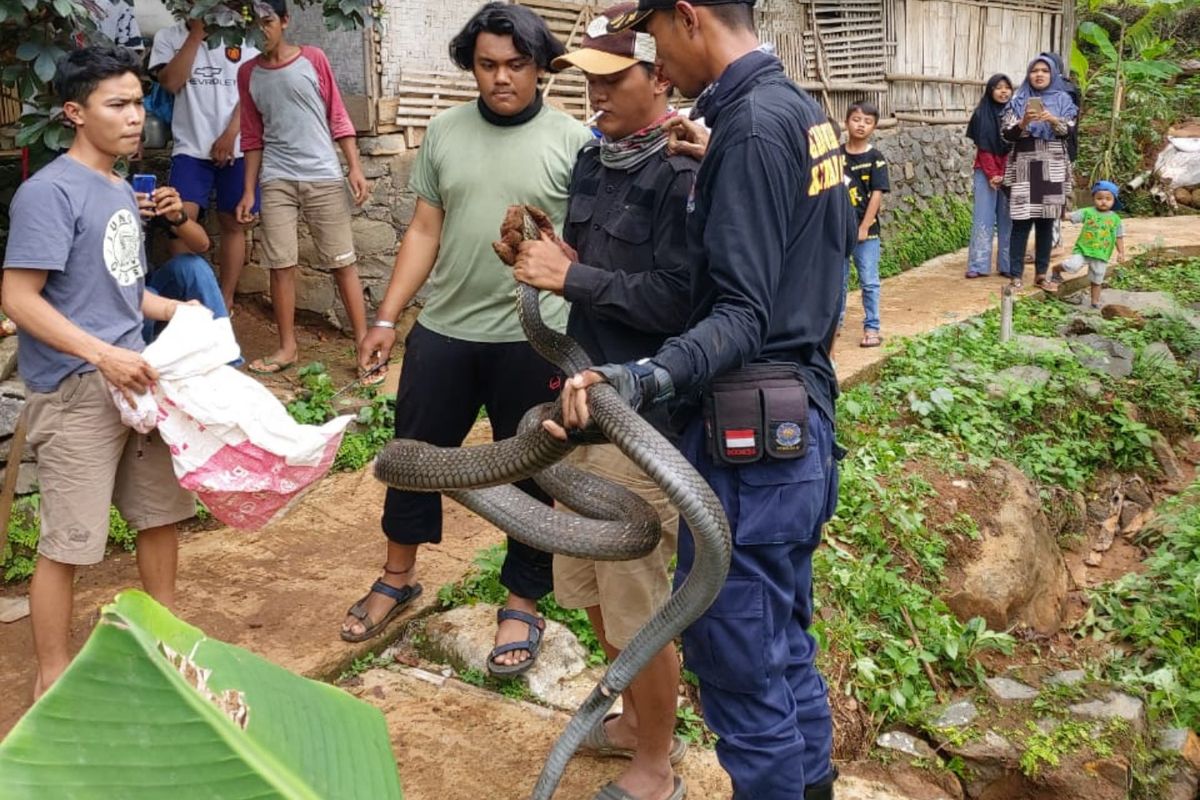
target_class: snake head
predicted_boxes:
[492,204,527,266]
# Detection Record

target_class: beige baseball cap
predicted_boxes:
[551,3,657,75]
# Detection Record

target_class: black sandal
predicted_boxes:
[487,608,545,677]
[341,565,423,643]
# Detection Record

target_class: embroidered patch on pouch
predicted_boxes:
[723,428,758,459]
[771,421,804,453]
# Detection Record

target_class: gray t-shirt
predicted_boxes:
[4,155,146,393]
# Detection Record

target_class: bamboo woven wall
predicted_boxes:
[759,0,1071,125]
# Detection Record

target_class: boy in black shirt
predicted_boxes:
[841,101,890,348]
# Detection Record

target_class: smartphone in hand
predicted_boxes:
[131,173,157,196]
[1026,97,1045,115]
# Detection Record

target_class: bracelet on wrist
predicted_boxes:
[167,213,188,227]
[372,319,396,329]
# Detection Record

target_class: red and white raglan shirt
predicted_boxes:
[237,46,356,183]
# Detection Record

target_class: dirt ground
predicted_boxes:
[1,216,1199,798]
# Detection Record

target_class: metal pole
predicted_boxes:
[1000,285,1014,342]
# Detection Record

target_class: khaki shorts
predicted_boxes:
[553,444,679,649]
[259,179,357,270]
[25,370,196,566]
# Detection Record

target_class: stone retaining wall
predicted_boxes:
[125,123,979,326]
[871,123,977,225]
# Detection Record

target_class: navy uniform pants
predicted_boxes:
[675,407,839,798]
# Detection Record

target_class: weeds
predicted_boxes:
[284,362,398,473]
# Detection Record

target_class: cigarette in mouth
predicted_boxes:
[586,110,606,126]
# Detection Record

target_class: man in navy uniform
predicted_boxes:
[550,1,852,797]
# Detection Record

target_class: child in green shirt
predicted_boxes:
[1049,180,1125,309]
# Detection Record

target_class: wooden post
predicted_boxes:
[1000,285,1014,342]
[0,408,29,562]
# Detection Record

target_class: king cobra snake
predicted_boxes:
[374,210,732,799]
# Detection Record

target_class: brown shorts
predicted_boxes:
[553,444,679,649]
[24,370,196,566]
[259,179,357,271]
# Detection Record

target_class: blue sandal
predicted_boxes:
[488,608,545,677]
[341,576,423,643]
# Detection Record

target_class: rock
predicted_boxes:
[948,730,1020,762]
[0,461,36,494]
[838,762,963,800]
[0,391,19,439]
[0,378,24,400]
[1142,342,1178,369]
[984,676,1039,703]
[1177,187,1195,206]
[421,604,589,708]
[1151,433,1186,484]
[1086,499,1110,524]
[0,595,30,623]
[1098,289,1181,316]
[0,336,16,383]
[1014,334,1072,359]
[932,700,978,729]
[1068,691,1146,732]
[359,157,389,179]
[351,217,398,256]
[1069,334,1134,379]
[942,460,1068,633]
[1062,315,1101,336]
[876,730,937,760]
[1159,728,1200,771]
[1100,304,1146,327]
[0,434,33,463]
[357,134,406,156]
[1119,501,1144,530]
[1046,669,1087,687]
[986,365,1051,398]
[1124,479,1152,508]
[1074,379,1104,400]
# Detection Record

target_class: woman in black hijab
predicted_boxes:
[965,73,1014,278]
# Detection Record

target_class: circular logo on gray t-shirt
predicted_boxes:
[103,208,144,286]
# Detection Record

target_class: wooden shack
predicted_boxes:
[328,0,1075,144]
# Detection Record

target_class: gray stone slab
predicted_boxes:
[1045,669,1087,687]
[876,730,937,760]
[1013,334,1072,359]
[984,677,1038,703]
[1068,691,1146,732]
[1142,342,1178,368]
[0,336,16,383]
[932,699,978,729]
[0,395,24,439]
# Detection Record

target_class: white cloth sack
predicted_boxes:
[1156,138,1200,189]
[133,305,352,529]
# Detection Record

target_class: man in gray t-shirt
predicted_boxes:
[1,46,195,700]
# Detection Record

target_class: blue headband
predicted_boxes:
[1092,180,1120,199]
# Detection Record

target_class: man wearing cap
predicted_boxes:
[512,6,697,799]
[548,2,852,798]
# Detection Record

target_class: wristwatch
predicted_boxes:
[167,213,188,227]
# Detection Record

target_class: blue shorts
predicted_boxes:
[169,154,260,215]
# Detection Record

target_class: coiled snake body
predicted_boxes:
[374,211,732,799]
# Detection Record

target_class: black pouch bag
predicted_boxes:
[703,363,810,467]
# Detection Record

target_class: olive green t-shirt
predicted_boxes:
[409,102,593,342]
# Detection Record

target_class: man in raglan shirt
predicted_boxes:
[150,13,260,311]
[236,0,371,378]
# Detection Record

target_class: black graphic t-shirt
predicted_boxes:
[842,146,890,239]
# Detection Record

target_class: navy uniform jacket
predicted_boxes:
[563,144,699,434]
[652,51,853,423]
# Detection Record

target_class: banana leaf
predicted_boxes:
[0,590,402,799]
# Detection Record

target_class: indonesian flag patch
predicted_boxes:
[723,428,759,459]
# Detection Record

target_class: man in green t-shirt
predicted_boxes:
[342,3,593,676]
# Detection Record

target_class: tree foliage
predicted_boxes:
[0,0,373,153]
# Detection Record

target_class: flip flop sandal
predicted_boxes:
[964,271,986,279]
[593,776,686,800]
[341,580,423,643]
[1010,279,1024,289]
[248,357,296,375]
[1034,277,1053,290]
[859,332,883,348]
[579,713,690,766]
[487,608,545,677]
